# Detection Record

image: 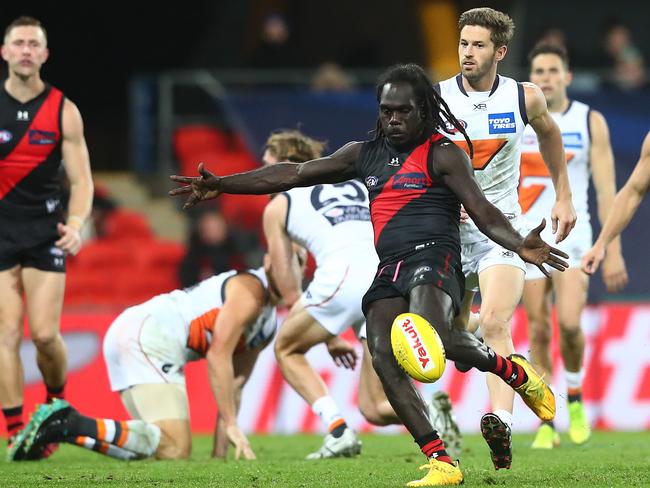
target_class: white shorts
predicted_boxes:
[525,220,592,280]
[462,239,526,292]
[103,297,188,392]
[301,254,377,337]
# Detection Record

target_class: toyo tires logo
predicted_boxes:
[399,317,433,371]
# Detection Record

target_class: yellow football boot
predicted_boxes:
[568,401,591,444]
[406,458,463,487]
[509,354,556,421]
[531,423,560,449]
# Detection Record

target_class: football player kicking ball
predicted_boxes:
[520,43,628,449]
[9,257,294,461]
[170,64,568,486]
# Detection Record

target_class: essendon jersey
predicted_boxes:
[355,133,461,264]
[0,84,65,217]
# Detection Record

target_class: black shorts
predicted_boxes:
[362,242,464,317]
[0,212,66,272]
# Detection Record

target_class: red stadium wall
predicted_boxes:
[7,304,650,437]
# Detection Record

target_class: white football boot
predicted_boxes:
[305,427,362,460]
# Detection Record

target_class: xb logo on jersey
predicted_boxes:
[488,112,516,134]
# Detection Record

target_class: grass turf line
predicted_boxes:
[2,432,649,487]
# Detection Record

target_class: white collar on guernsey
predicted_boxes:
[455,74,500,97]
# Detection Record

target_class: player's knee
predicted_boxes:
[529,321,552,347]
[559,323,582,344]
[31,330,62,351]
[478,310,512,340]
[0,323,23,349]
[155,437,191,460]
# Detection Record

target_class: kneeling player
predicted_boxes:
[9,256,291,461]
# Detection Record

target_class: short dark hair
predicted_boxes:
[4,16,47,43]
[264,129,326,163]
[458,8,515,47]
[528,43,570,70]
[375,63,473,157]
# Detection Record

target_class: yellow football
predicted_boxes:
[390,313,446,383]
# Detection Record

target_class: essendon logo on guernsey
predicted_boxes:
[399,317,433,371]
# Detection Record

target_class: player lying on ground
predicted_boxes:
[170,63,569,486]
[9,255,301,461]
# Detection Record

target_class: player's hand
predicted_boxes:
[550,197,577,243]
[459,205,469,224]
[170,163,221,209]
[55,222,82,255]
[581,243,605,275]
[517,219,569,278]
[225,424,256,460]
[601,250,628,292]
[326,336,358,370]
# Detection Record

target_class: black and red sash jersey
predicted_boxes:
[355,133,461,265]
[0,84,65,217]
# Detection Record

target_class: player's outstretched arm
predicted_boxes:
[206,273,266,460]
[263,195,303,307]
[169,142,362,209]
[583,132,650,275]
[435,141,569,277]
[588,110,628,291]
[524,82,576,243]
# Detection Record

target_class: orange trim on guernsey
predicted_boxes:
[455,138,508,170]
[96,419,106,441]
[187,307,220,356]
[519,152,574,213]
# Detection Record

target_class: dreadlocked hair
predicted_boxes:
[374,63,473,158]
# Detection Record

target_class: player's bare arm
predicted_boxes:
[206,273,266,460]
[57,99,93,255]
[263,196,303,307]
[169,142,362,209]
[524,82,576,243]
[434,140,568,276]
[588,110,628,291]
[583,132,650,274]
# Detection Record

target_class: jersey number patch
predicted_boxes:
[310,181,370,226]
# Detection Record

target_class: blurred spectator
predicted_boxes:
[179,206,238,287]
[603,21,648,91]
[310,62,356,92]
[251,12,295,68]
[537,27,566,49]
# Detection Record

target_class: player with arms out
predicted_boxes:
[520,43,628,449]
[262,129,412,459]
[0,16,93,454]
[9,257,295,461]
[582,131,650,273]
[436,7,576,469]
[171,63,568,486]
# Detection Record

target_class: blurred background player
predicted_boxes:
[436,7,576,469]
[520,43,629,449]
[583,131,650,274]
[0,16,93,453]
[170,63,568,486]
[10,257,295,461]
[262,129,398,459]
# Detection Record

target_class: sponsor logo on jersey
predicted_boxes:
[388,157,401,166]
[414,266,432,275]
[45,198,60,213]
[562,132,584,149]
[444,119,468,134]
[0,130,12,143]
[29,129,57,145]
[323,205,370,225]
[16,110,29,121]
[365,175,379,188]
[488,112,516,134]
[393,172,427,190]
[473,102,487,111]
[523,134,537,146]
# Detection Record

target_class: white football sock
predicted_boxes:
[312,395,344,431]
[565,370,583,390]
[493,409,513,430]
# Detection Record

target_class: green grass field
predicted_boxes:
[2,432,648,487]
